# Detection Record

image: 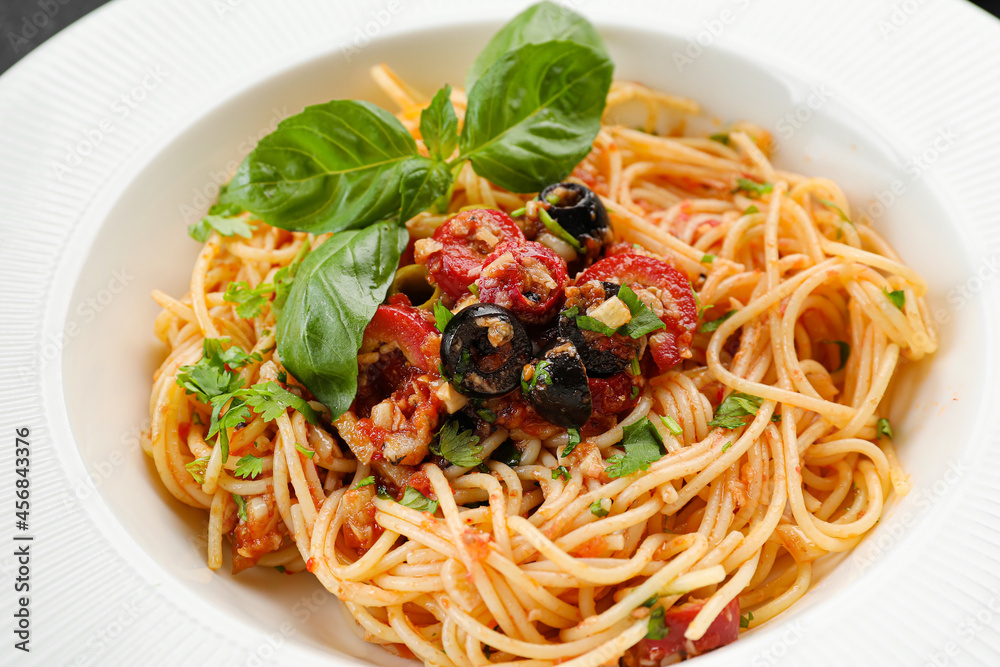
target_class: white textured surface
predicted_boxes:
[0,0,999,665]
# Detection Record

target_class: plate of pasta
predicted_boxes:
[5,0,1000,666]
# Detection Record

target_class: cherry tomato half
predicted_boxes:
[416,208,525,299]
[476,241,569,325]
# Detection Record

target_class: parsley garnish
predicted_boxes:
[630,355,641,376]
[708,133,730,146]
[659,414,682,436]
[294,442,315,459]
[538,206,583,252]
[242,381,319,424]
[733,178,773,197]
[721,441,732,454]
[175,338,248,404]
[434,302,454,333]
[552,466,570,481]
[877,418,893,439]
[817,198,854,226]
[224,281,271,319]
[822,340,851,372]
[431,420,484,467]
[232,493,248,522]
[605,418,666,478]
[575,315,618,336]
[743,205,759,215]
[522,360,554,394]
[701,253,715,264]
[271,242,310,318]
[642,596,658,608]
[700,309,737,333]
[707,392,764,429]
[617,285,666,338]
[353,476,375,489]
[185,456,210,484]
[400,486,438,514]
[234,454,263,479]
[740,611,754,629]
[645,606,669,640]
[590,499,609,517]
[631,385,640,400]
[562,428,582,457]
[883,288,905,311]
[475,407,497,423]
[492,440,522,467]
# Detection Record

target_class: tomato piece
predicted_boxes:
[476,241,569,325]
[576,253,697,371]
[363,303,440,373]
[589,373,639,416]
[416,208,525,299]
[637,597,740,661]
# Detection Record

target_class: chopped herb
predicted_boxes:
[274,565,286,573]
[475,407,497,423]
[223,281,271,319]
[353,476,375,489]
[234,453,263,479]
[701,253,715,264]
[700,309,737,333]
[743,205,759,215]
[469,283,480,297]
[822,340,851,372]
[492,440,522,467]
[538,206,583,252]
[771,414,782,422]
[818,198,854,225]
[659,414,683,436]
[523,359,554,394]
[434,301,454,333]
[271,242,311,318]
[645,606,669,640]
[883,288,905,311]
[590,499,610,517]
[740,611,754,629]
[641,596,658,608]
[191,412,204,426]
[552,466,571,481]
[431,419,484,467]
[294,442,315,459]
[605,418,666,478]
[617,285,666,339]
[242,380,320,424]
[232,493,248,522]
[185,456,210,484]
[510,207,526,218]
[877,418,893,439]
[707,392,764,429]
[721,441,732,454]
[562,428,582,457]
[708,133,730,146]
[175,338,247,404]
[561,306,579,319]
[630,355,641,376]
[400,486,439,514]
[631,385,640,400]
[733,178,773,197]
[188,213,254,243]
[575,315,618,336]
[276,370,287,384]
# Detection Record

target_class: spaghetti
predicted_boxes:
[145,66,936,665]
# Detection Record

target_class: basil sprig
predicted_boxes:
[218,2,612,420]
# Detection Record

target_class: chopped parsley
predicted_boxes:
[659,414,683,436]
[271,242,310,318]
[294,442,315,459]
[590,499,609,517]
[605,418,666,478]
[175,338,249,404]
[552,466,571,481]
[721,441,732,454]
[645,606,669,640]
[538,206,583,252]
[617,285,666,338]
[822,340,851,372]
[700,309,737,333]
[400,486,438,514]
[743,205,759,215]
[522,359,554,394]
[475,406,497,423]
[817,198,854,225]
[431,419,484,467]
[575,314,618,336]
[223,281,271,319]
[733,178,773,197]
[740,611,754,629]
[234,453,263,479]
[631,385,640,400]
[707,392,764,429]
[630,355,641,376]
[883,288,906,311]
[562,428,582,457]
[877,418,893,439]
[434,302,454,332]
[185,456,210,484]
[232,493,248,522]
[492,440,522,467]
[353,476,376,489]
[700,253,715,264]
[188,213,254,243]
[242,381,319,424]
[708,132,730,146]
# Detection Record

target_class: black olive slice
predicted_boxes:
[559,282,640,378]
[539,182,612,260]
[522,338,592,429]
[440,304,532,398]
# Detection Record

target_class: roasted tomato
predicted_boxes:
[577,253,697,371]
[414,208,525,299]
[476,241,569,325]
[363,300,440,372]
[626,598,740,665]
[589,372,639,416]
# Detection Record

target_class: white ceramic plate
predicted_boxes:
[2,0,1000,665]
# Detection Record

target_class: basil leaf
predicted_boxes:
[707,392,763,429]
[276,220,408,420]
[399,157,452,223]
[188,213,254,243]
[465,1,606,91]
[459,41,613,193]
[420,85,459,160]
[400,486,438,514]
[227,100,418,233]
[700,309,737,333]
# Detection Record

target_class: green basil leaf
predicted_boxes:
[276,220,408,420]
[420,85,459,160]
[227,100,418,233]
[399,156,452,223]
[465,1,606,91]
[400,486,439,514]
[459,41,613,193]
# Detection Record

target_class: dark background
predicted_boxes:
[1,0,999,75]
